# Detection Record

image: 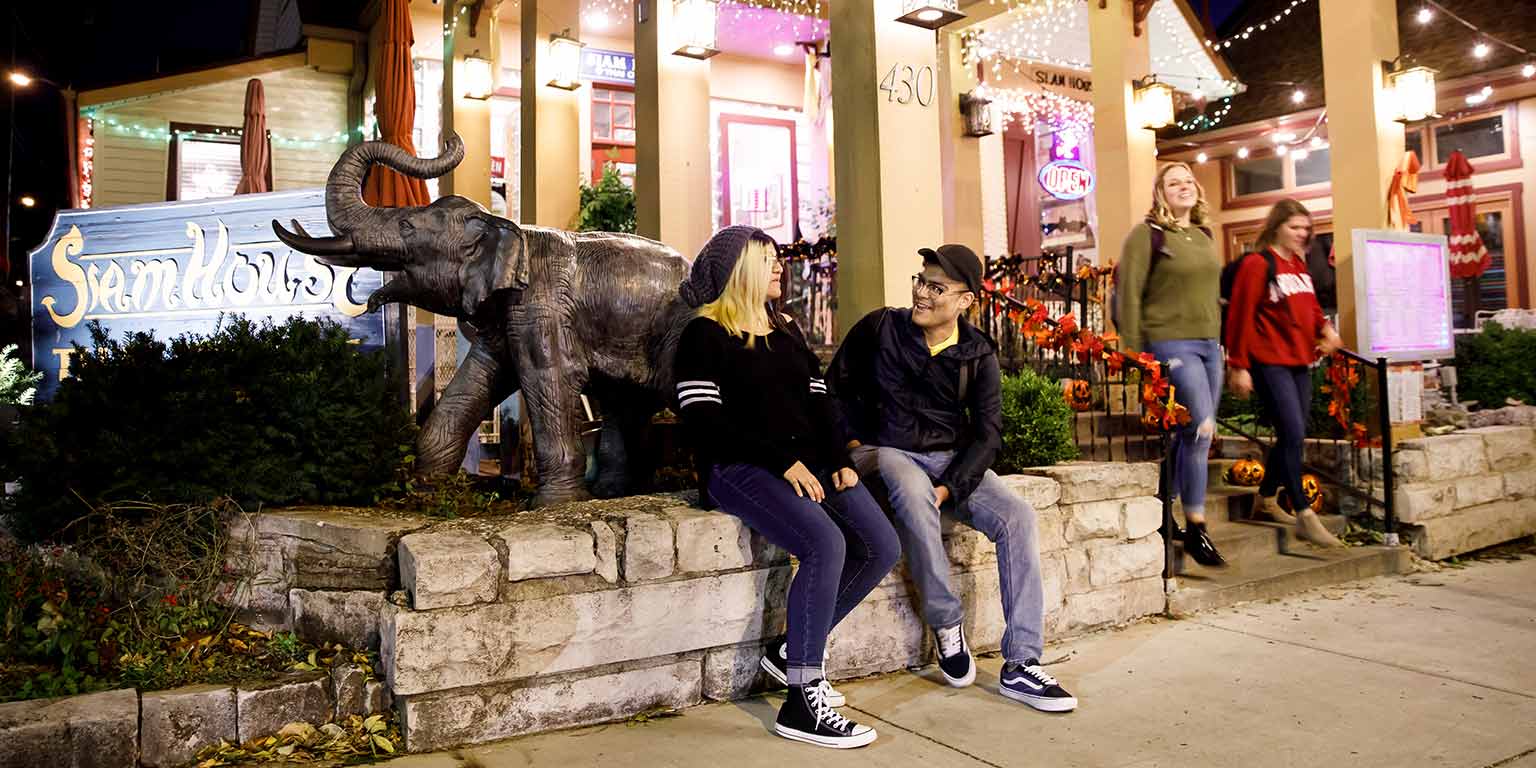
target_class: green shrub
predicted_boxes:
[573,160,636,233]
[9,317,415,541]
[1455,321,1536,408]
[995,368,1079,473]
[0,344,41,406]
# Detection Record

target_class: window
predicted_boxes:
[413,58,444,199]
[592,87,635,144]
[1404,129,1424,162]
[1407,195,1519,328]
[168,124,243,201]
[1435,114,1505,164]
[1294,147,1331,187]
[1233,156,1284,196]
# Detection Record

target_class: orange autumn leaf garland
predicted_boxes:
[978,284,1191,431]
[1322,352,1373,448]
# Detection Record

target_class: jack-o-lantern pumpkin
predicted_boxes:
[1140,407,1164,433]
[1279,473,1324,512]
[1063,379,1094,412]
[1225,458,1265,487]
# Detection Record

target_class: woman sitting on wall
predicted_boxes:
[1225,198,1345,547]
[673,226,901,749]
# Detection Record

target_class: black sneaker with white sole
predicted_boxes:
[934,623,976,687]
[774,681,877,749]
[760,643,846,707]
[999,659,1078,712]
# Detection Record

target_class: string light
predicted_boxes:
[1291,88,1306,104]
[88,115,364,148]
[1524,63,1536,78]
[1237,147,1250,159]
[1473,42,1490,59]
[973,83,1094,136]
[1416,6,1433,24]
[964,0,1091,73]
[1195,152,1208,163]
[1203,0,1311,53]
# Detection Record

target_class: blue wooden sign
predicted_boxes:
[580,48,635,85]
[28,189,387,399]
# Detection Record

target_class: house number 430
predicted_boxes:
[880,63,935,107]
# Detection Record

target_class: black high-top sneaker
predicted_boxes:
[774,680,877,749]
[760,643,846,706]
[934,623,976,687]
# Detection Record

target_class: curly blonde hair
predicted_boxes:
[1147,162,1210,230]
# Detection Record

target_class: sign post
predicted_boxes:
[27,190,389,400]
[1350,229,1455,443]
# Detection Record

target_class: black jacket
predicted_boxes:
[674,315,850,507]
[826,308,1001,504]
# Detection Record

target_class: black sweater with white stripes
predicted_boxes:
[674,315,850,479]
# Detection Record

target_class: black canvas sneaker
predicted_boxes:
[934,623,976,687]
[774,680,877,749]
[760,642,845,706]
[999,659,1078,712]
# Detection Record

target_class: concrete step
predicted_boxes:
[1167,544,1411,616]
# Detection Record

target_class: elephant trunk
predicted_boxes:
[324,134,467,259]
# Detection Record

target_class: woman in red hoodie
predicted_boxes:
[1225,198,1344,547]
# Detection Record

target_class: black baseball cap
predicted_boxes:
[919,244,983,294]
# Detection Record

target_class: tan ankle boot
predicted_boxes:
[1253,494,1297,525]
[1295,509,1344,548]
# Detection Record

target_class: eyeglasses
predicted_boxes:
[912,274,960,298]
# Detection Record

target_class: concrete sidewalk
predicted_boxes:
[387,552,1536,768]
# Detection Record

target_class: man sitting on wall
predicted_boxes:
[825,244,1077,713]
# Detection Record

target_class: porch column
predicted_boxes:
[1319,0,1403,347]
[830,0,946,335]
[1087,0,1156,277]
[635,0,714,257]
[521,0,584,227]
[441,0,493,206]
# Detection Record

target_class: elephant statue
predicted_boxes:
[272,134,694,505]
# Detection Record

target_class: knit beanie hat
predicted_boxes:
[680,225,777,308]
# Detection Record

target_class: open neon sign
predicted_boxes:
[1038,159,1094,200]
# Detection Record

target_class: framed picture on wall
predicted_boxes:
[720,114,799,244]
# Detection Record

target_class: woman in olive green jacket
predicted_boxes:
[1116,162,1227,568]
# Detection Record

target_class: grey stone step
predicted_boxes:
[1166,545,1411,617]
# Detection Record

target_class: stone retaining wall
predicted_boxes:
[1,462,1168,762]
[1390,426,1536,560]
[246,462,1164,752]
[0,664,390,768]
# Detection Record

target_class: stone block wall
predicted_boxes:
[366,462,1165,752]
[1391,426,1536,560]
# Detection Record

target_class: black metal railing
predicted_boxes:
[779,240,838,347]
[1214,350,1398,543]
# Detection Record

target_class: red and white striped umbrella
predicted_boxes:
[1445,150,1490,279]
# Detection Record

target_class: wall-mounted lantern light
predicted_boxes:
[462,52,493,99]
[1388,63,1438,122]
[1133,77,1175,130]
[960,91,994,137]
[896,0,966,29]
[673,0,720,59]
[546,31,585,90]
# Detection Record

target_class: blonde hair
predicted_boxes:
[698,238,777,348]
[1254,198,1313,255]
[1148,162,1210,230]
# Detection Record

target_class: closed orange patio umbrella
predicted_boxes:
[234,78,272,194]
[364,0,431,208]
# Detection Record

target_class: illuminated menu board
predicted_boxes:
[1350,229,1455,362]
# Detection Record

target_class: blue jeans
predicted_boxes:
[1146,338,1223,519]
[853,446,1045,664]
[707,463,901,681]
[1252,364,1312,512]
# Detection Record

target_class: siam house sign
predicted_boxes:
[28,189,387,398]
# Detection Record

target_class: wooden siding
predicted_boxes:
[91,66,349,207]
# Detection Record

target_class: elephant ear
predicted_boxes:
[459,214,530,318]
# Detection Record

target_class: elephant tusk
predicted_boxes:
[272,218,356,256]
